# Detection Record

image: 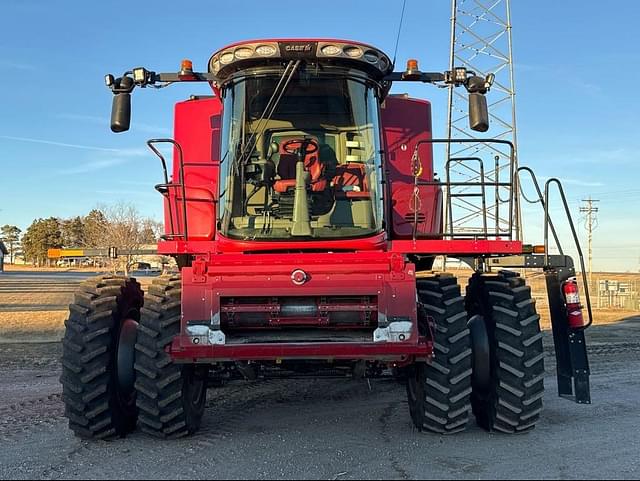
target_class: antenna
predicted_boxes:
[392,0,408,67]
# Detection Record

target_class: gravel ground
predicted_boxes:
[0,272,639,479]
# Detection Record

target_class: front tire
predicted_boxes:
[407,275,473,434]
[60,276,143,439]
[465,271,545,433]
[134,275,207,438]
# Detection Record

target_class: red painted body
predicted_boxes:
[382,95,442,239]
[161,97,221,242]
[155,39,524,364]
[171,252,430,363]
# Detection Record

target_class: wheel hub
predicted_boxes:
[468,314,491,391]
[117,319,139,396]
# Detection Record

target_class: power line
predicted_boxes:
[580,197,600,284]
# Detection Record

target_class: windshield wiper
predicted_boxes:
[234,60,301,174]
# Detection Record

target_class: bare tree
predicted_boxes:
[99,203,162,276]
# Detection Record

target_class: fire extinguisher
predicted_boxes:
[562,277,585,329]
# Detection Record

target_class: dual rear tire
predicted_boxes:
[407,271,545,434]
[61,275,206,440]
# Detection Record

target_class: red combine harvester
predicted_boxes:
[61,39,592,439]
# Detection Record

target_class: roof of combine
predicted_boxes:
[209,38,393,81]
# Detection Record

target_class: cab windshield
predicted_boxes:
[219,65,384,240]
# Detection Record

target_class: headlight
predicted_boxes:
[321,45,341,56]
[211,58,221,74]
[220,52,235,64]
[133,67,147,83]
[364,51,379,63]
[234,47,254,59]
[256,45,277,56]
[344,46,363,58]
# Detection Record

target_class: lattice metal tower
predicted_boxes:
[445,0,522,241]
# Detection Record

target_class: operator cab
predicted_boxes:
[211,40,392,241]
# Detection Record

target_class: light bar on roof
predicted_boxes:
[209,40,393,80]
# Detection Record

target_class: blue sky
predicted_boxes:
[1,0,639,271]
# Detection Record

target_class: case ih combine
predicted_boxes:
[61,39,592,439]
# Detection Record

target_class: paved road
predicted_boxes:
[0,271,159,312]
[0,319,639,480]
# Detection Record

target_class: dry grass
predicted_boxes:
[0,311,67,343]
[0,292,73,306]
[0,275,154,343]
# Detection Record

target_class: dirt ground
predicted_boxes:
[0,271,639,479]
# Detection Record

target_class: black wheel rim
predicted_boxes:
[468,314,491,392]
[117,318,138,404]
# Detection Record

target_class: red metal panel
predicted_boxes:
[214,232,387,254]
[166,97,222,241]
[174,251,422,363]
[391,239,523,255]
[157,240,218,256]
[203,251,396,270]
[381,95,442,239]
[170,339,432,362]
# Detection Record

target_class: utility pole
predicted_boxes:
[580,198,599,285]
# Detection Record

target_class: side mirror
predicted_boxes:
[110,76,134,133]
[468,92,489,132]
[111,93,131,133]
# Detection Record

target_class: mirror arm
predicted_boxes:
[105,68,218,134]
[152,72,218,83]
[383,71,446,83]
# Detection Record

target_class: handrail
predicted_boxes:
[411,138,516,241]
[147,139,188,240]
[544,178,593,329]
[517,166,563,255]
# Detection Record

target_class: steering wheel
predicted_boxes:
[282,138,319,156]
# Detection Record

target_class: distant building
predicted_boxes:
[0,241,8,272]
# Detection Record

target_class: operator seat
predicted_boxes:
[273,138,327,193]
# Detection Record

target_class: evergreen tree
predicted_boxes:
[61,216,86,247]
[0,225,22,264]
[21,218,63,266]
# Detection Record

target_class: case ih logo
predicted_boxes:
[284,44,312,53]
[279,42,317,58]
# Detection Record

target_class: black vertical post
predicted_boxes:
[546,269,574,397]
[546,260,591,404]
